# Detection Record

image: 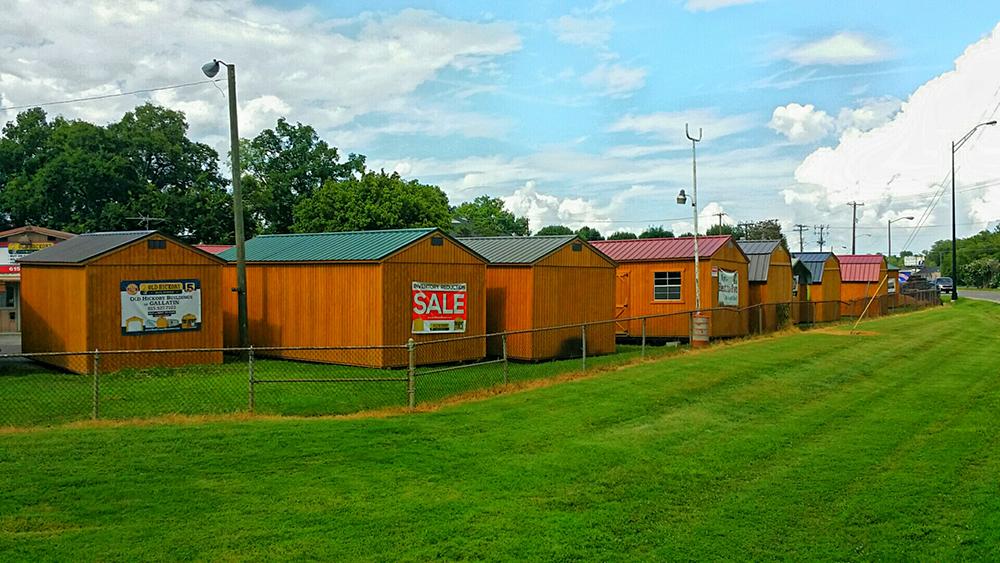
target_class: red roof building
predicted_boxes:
[591,236,750,339]
[194,244,234,255]
[837,254,889,317]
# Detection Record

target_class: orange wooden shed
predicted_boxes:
[459,235,617,360]
[19,231,224,374]
[838,254,889,317]
[591,235,750,339]
[791,252,842,323]
[220,228,487,368]
[738,240,794,333]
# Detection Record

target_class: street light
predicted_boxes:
[951,120,997,300]
[887,216,914,262]
[679,123,702,312]
[203,59,249,349]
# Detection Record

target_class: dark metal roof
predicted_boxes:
[792,252,835,283]
[738,240,782,282]
[220,228,482,263]
[591,235,734,262]
[459,235,580,264]
[19,231,155,264]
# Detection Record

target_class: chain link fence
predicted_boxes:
[0,288,941,429]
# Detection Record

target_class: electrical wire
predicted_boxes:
[0,79,223,113]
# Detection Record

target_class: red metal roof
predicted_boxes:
[591,235,733,262]
[837,254,886,282]
[195,244,234,255]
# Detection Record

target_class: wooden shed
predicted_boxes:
[0,225,75,334]
[738,240,794,333]
[838,254,889,317]
[791,252,842,323]
[591,235,750,339]
[19,231,224,373]
[459,235,617,360]
[220,228,487,368]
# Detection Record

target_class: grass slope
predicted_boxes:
[1,301,998,560]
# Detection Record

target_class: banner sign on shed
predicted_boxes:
[121,279,202,335]
[412,281,467,334]
[718,269,739,306]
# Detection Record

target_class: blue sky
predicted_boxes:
[3,0,1000,253]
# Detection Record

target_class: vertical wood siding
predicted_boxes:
[747,246,793,333]
[20,265,89,373]
[483,266,534,359]
[613,240,750,338]
[840,263,889,317]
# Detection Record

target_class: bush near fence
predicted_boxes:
[0,289,941,429]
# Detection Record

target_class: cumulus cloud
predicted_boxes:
[837,96,902,132]
[769,103,835,144]
[551,15,613,48]
[0,1,521,147]
[783,23,1000,248]
[581,63,647,98]
[782,32,893,66]
[684,0,759,12]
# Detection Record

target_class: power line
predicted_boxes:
[793,224,809,252]
[846,201,865,254]
[0,79,223,113]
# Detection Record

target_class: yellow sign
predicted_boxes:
[8,242,54,252]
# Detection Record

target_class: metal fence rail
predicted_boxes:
[0,289,941,428]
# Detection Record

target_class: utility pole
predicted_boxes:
[814,225,829,252]
[712,212,727,231]
[846,201,865,254]
[793,224,809,252]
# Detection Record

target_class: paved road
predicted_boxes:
[960,290,1000,303]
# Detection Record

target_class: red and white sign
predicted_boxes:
[411,282,467,334]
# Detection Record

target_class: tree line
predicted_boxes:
[924,226,1000,287]
[0,104,786,245]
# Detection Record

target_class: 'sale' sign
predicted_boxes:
[412,282,467,334]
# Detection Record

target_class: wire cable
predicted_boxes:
[0,79,223,113]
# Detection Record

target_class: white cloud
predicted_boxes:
[769,103,835,144]
[610,109,756,140]
[551,16,613,48]
[782,32,893,66]
[684,0,759,12]
[581,63,647,98]
[783,23,1000,249]
[0,2,520,146]
[837,96,902,132]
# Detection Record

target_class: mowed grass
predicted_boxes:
[1,301,999,560]
[0,343,681,428]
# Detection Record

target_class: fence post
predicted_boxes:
[407,338,416,410]
[501,333,509,385]
[91,349,100,420]
[758,306,763,334]
[581,324,587,371]
[247,345,255,414]
[641,317,646,358]
[688,312,694,343]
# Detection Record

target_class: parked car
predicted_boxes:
[935,277,954,293]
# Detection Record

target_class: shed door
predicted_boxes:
[614,271,629,334]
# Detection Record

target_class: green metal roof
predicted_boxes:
[219,228,442,262]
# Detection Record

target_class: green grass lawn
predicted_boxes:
[2,300,998,560]
[0,342,682,428]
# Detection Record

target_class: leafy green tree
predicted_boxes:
[575,226,604,241]
[739,219,788,248]
[639,225,674,239]
[535,225,574,236]
[608,231,638,240]
[293,171,451,233]
[928,225,1000,281]
[451,195,529,236]
[706,224,736,236]
[241,118,365,234]
[961,256,1000,288]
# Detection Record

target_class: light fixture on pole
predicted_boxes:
[203,58,249,349]
[951,120,996,301]
[887,216,913,261]
[679,123,702,312]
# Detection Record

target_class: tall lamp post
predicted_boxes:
[951,120,997,301]
[202,59,249,348]
[887,216,913,262]
[677,123,702,311]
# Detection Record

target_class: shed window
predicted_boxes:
[571,243,583,252]
[147,239,166,250]
[653,271,682,301]
[431,236,444,246]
